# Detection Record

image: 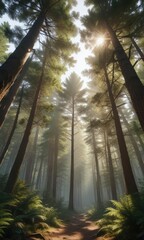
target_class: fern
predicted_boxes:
[98,193,144,240]
[44,207,62,227]
[87,204,109,221]
[0,177,62,239]
[0,188,14,238]
[0,209,13,237]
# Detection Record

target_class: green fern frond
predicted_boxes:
[0,209,13,238]
[34,222,49,230]
[98,193,144,239]
[111,199,123,209]
[104,207,124,218]
[14,221,25,229]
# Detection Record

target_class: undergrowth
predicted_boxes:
[97,193,144,240]
[0,175,62,239]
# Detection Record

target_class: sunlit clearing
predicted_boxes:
[96,36,105,46]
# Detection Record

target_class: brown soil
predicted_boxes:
[29,214,113,240]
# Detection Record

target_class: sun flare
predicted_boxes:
[96,36,105,46]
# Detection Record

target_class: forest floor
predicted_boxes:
[29,214,114,240]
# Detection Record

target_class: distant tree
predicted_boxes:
[24,126,39,185]
[43,107,68,201]
[86,45,138,194]
[59,72,87,210]
[120,109,144,176]
[105,129,118,200]
[0,86,24,165]
[130,37,144,62]
[4,51,47,193]
[90,124,103,207]
[104,66,138,194]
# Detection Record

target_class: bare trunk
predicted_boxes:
[52,134,59,200]
[24,127,39,184]
[120,109,144,175]
[106,134,118,200]
[130,37,144,62]
[106,23,144,130]
[0,13,46,101]
[4,55,46,193]
[104,66,138,194]
[91,128,102,208]
[46,144,54,199]
[35,152,44,189]
[0,86,24,164]
[68,97,75,210]
[0,52,34,127]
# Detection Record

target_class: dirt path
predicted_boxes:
[32,214,110,240]
[44,214,99,240]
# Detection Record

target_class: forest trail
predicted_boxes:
[29,214,113,240]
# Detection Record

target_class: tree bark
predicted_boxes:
[52,134,59,200]
[105,23,144,131]
[0,52,34,127]
[0,86,24,164]
[120,109,144,175]
[46,142,54,199]
[106,134,118,200]
[68,97,75,210]
[104,66,138,194]
[24,127,39,185]
[91,128,102,208]
[0,12,46,101]
[4,54,46,193]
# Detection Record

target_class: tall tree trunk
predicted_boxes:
[106,133,118,200]
[35,154,44,190]
[0,12,46,101]
[24,127,39,185]
[135,132,144,153]
[0,52,34,127]
[120,109,144,175]
[91,128,102,208]
[130,37,144,61]
[104,66,138,194]
[92,158,97,203]
[46,143,54,199]
[103,129,111,197]
[0,86,24,164]
[105,23,144,130]
[68,97,75,210]
[4,55,46,193]
[52,134,59,200]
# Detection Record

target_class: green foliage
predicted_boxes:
[0,177,61,239]
[87,206,106,221]
[98,193,144,240]
[0,24,9,63]
[4,0,40,21]
[0,204,13,238]
[43,207,62,227]
[60,72,86,101]
[0,1,5,16]
[1,21,24,46]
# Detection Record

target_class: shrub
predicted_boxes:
[98,193,144,240]
[0,179,60,239]
[44,207,62,227]
[87,206,107,221]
